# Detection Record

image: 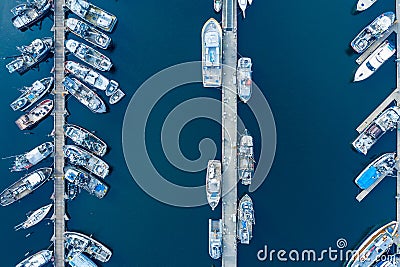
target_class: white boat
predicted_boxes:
[237,57,253,103]
[214,0,222,12]
[201,18,222,87]
[238,0,247,18]
[14,204,53,230]
[206,160,221,210]
[16,250,52,267]
[354,40,395,82]
[208,219,222,259]
[356,0,378,12]
[109,89,125,105]
[248,0,253,5]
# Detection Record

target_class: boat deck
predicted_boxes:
[221,0,238,266]
[51,0,67,266]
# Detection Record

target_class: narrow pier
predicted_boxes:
[355,89,399,133]
[396,0,400,249]
[221,0,238,266]
[52,0,67,265]
[355,24,396,65]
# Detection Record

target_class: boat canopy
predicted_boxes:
[356,166,379,189]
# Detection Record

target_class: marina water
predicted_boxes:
[0,0,398,266]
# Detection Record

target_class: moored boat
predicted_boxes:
[66,18,111,49]
[238,0,247,18]
[352,106,400,155]
[237,194,254,245]
[15,249,53,267]
[63,145,109,179]
[14,203,53,230]
[206,160,221,210]
[238,129,254,185]
[6,37,53,74]
[11,0,51,30]
[354,40,396,82]
[62,76,106,113]
[346,221,398,267]
[65,61,110,91]
[65,0,117,32]
[0,168,52,206]
[105,80,119,96]
[109,89,125,105]
[351,12,395,54]
[65,166,109,199]
[65,39,112,71]
[64,124,107,156]
[12,142,54,172]
[201,18,222,88]
[65,231,112,262]
[356,0,378,12]
[237,57,252,103]
[214,0,222,12]
[67,252,98,267]
[15,99,53,130]
[208,219,222,259]
[355,152,396,189]
[10,77,53,111]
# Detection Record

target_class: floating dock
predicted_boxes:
[221,0,238,266]
[51,0,67,265]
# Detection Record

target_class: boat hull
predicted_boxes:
[201,18,222,87]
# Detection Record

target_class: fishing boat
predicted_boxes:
[238,129,255,185]
[11,0,51,30]
[15,250,53,267]
[0,168,52,206]
[62,76,106,113]
[206,160,221,210]
[356,0,378,12]
[15,99,53,130]
[65,39,112,71]
[354,153,396,189]
[238,0,247,18]
[6,37,53,74]
[214,0,222,12]
[65,0,117,32]
[65,61,110,91]
[63,145,109,179]
[346,221,398,267]
[237,57,253,103]
[65,231,112,262]
[351,12,395,54]
[109,89,125,105]
[353,106,400,155]
[65,166,109,199]
[10,77,53,111]
[14,204,53,231]
[64,124,107,157]
[65,18,112,49]
[354,40,396,82]
[237,194,254,244]
[208,219,222,259]
[105,80,119,96]
[12,142,54,172]
[201,18,222,87]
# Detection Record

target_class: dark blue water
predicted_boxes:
[0,0,399,266]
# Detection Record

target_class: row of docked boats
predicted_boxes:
[5,0,118,265]
[350,12,396,82]
[347,4,400,267]
[201,18,254,103]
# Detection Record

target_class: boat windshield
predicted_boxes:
[366,61,376,72]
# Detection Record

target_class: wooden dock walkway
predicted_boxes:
[221,0,238,266]
[355,89,399,133]
[52,0,67,265]
[355,24,396,65]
